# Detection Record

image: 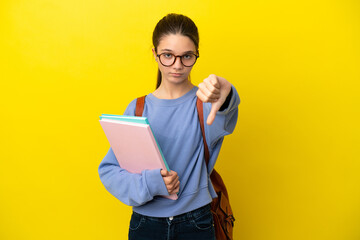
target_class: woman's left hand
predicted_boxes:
[196,74,232,125]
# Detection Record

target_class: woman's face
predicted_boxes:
[153,34,197,86]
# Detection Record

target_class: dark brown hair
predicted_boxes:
[152,13,199,89]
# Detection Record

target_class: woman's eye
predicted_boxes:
[183,54,192,59]
[164,54,173,58]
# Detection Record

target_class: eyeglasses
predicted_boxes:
[156,53,199,67]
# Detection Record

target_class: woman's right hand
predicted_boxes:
[160,170,180,195]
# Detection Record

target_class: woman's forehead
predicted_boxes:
[157,34,196,53]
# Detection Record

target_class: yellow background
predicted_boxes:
[1,0,359,239]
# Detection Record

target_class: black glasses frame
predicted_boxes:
[156,53,199,67]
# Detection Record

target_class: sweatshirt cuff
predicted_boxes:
[143,169,170,197]
[219,88,233,111]
[217,85,240,115]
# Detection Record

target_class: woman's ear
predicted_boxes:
[152,48,157,61]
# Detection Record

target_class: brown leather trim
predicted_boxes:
[196,98,210,166]
[135,96,146,117]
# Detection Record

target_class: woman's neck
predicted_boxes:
[152,80,194,99]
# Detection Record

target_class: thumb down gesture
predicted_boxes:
[196,74,232,125]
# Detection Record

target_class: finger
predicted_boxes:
[170,185,180,195]
[198,82,212,98]
[167,175,179,187]
[204,77,221,93]
[200,81,220,99]
[166,179,179,193]
[163,177,171,186]
[196,88,219,103]
[199,80,221,97]
[163,175,177,186]
[169,170,177,175]
[168,181,179,193]
[169,181,180,194]
[174,180,180,190]
[163,171,177,184]
[169,171,179,184]
[207,74,220,89]
[168,170,178,178]
[167,171,179,185]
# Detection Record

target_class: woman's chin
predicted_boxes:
[166,76,189,85]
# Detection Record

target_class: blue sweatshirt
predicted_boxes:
[98,85,240,217]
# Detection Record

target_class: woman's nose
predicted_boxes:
[173,56,183,69]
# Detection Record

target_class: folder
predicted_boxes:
[99,114,177,200]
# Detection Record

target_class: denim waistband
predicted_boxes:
[132,204,211,224]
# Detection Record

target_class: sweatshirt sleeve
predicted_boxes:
[97,98,169,206]
[204,84,240,148]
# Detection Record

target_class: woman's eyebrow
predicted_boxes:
[159,49,196,54]
[159,49,174,52]
[182,50,196,54]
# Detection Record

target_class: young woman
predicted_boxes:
[98,13,240,240]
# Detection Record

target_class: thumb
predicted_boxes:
[206,102,221,125]
[160,169,169,177]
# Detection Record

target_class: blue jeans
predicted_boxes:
[128,204,216,240]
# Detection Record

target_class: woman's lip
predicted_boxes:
[170,73,183,76]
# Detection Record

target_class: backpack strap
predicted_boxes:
[135,96,210,166]
[135,96,146,117]
[196,98,210,166]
